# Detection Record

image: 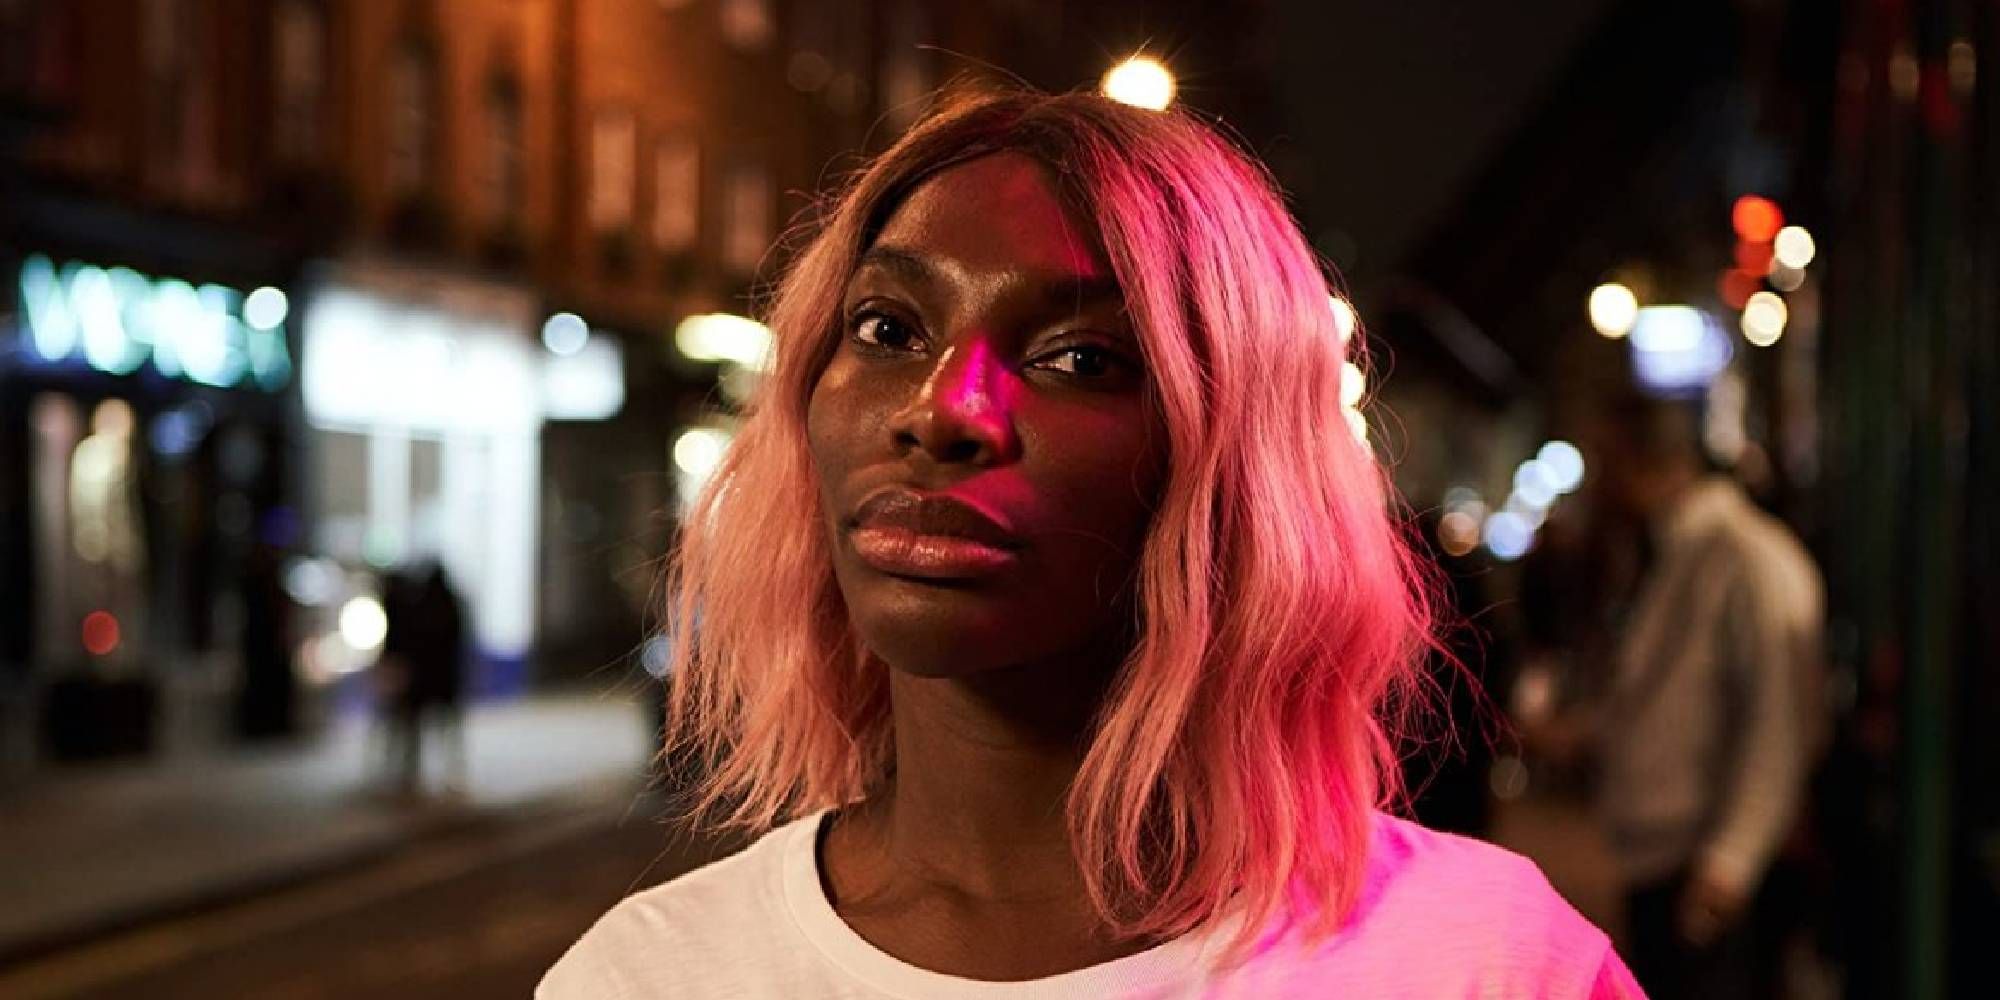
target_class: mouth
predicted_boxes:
[846,487,1022,581]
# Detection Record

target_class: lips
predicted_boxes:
[847,487,1022,580]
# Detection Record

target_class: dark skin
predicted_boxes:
[805,152,1170,980]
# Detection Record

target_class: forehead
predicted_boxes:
[868,151,1113,284]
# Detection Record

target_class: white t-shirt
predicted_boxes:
[540,811,1644,999]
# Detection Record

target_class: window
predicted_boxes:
[720,162,771,274]
[484,74,524,231]
[272,0,327,164]
[387,39,438,197]
[651,135,700,253]
[588,110,637,235]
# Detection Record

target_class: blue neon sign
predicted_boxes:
[14,254,293,391]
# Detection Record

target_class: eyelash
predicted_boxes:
[846,308,1134,382]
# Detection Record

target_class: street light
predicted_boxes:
[1102,56,1175,111]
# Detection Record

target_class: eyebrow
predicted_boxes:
[856,244,1125,312]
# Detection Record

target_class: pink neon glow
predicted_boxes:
[660,88,1440,962]
[913,339,1017,457]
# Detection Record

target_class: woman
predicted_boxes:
[542,87,1641,998]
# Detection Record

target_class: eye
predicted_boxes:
[1032,344,1127,380]
[850,310,924,353]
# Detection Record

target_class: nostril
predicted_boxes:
[941,439,985,464]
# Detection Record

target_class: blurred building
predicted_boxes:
[0,0,1136,769]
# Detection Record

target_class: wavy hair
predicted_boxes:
[663,86,1440,951]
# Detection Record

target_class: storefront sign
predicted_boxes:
[15,254,293,391]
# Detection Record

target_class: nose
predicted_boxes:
[888,339,1020,467]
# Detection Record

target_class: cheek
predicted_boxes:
[1039,413,1166,531]
[806,361,862,486]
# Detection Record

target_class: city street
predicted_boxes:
[0,793,738,1000]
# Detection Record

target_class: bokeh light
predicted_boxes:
[673,427,730,478]
[1537,440,1586,493]
[1438,510,1480,557]
[1774,225,1817,269]
[541,312,590,357]
[1588,282,1639,339]
[1102,56,1176,111]
[243,286,289,330]
[1513,460,1559,510]
[81,611,120,656]
[1732,194,1784,243]
[338,595,388,651]
[1742,291,1788,347]
[1330,295,1358,346]
[1483,511,1535,561]
[675,313,773,370]
[1718,268,1761,310]
[1340,361,1367,408]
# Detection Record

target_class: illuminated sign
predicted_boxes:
[14,255,293,391]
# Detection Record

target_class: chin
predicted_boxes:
[848,581,1027,678]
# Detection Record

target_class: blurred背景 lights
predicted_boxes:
[1329,295,1358,347]
[1437,510,1480,558]
[1717,268,1761,311]
[1483,510,1534,561]
[1769,264,1807,292]
[541,311,590,357]
[1513,460,1559,510]
[1732,195,1784,243]
[243,286,290,330]
[1742,291,1788,347]
[1773,225,1817,270]
[675,312,773,371]
[1537,440,1586,493]
[673,427,729,477]
[1589,282,1639,339]
[1102,56,1175,111]
[339,595,388,651]
[1340,361,1367,409]
[81,611,120,656]
[673,425,736,508]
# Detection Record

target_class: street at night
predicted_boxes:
[2,791,732,999]
[2,1,1993,997]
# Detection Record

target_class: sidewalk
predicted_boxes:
[0,687,657,962]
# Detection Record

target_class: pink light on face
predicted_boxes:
[915,338,1017,455]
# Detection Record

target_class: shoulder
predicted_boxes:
[536,818,807,1000]
[1363,814,1599,938]
[1280,814,1624,996]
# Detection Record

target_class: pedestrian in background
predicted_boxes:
[1587,396,1825,999]
[377,559,470,797]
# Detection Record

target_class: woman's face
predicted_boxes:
[807,152,1168,679]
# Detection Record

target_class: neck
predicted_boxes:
[848,647,1120,900]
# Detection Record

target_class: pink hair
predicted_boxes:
[663,86,1441,952]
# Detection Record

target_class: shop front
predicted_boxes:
[298,259,624,699]
[0,249,299,764]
